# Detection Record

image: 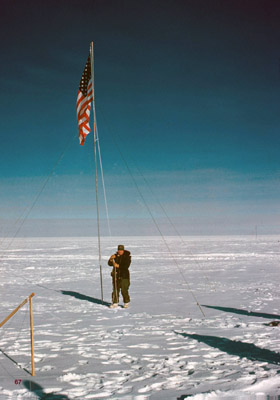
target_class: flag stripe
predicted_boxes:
[76,52,93,146]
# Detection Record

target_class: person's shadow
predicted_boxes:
[23,380,70,399]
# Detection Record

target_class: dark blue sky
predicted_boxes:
[1,0,280,235]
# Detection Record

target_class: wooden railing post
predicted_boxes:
[29,293,35,376]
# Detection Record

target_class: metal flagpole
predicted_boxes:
[93,111,112,236]
[90,41,103,302]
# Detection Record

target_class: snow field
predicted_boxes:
[0,236,279,399]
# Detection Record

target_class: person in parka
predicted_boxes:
[108,244,131,308]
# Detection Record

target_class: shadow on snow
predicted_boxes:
[23,381,70,399]
[202,305,280,320]
[60,290,111,307]
[0,349,32,376]
[175,332,280,365]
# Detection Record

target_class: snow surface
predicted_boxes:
[0,235,279,399]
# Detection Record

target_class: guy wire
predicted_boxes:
[116,141,205,317]
[122,157,216,293]
[0,133,76,254]
[98,108,205,317]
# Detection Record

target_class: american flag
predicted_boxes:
[76,53,94,145]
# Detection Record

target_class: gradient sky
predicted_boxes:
[1,0,280,236]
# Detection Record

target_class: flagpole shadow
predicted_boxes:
[60,290,111,307]
[202,305,280,320]
[23,380,70,399]
[175,331,280,365]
